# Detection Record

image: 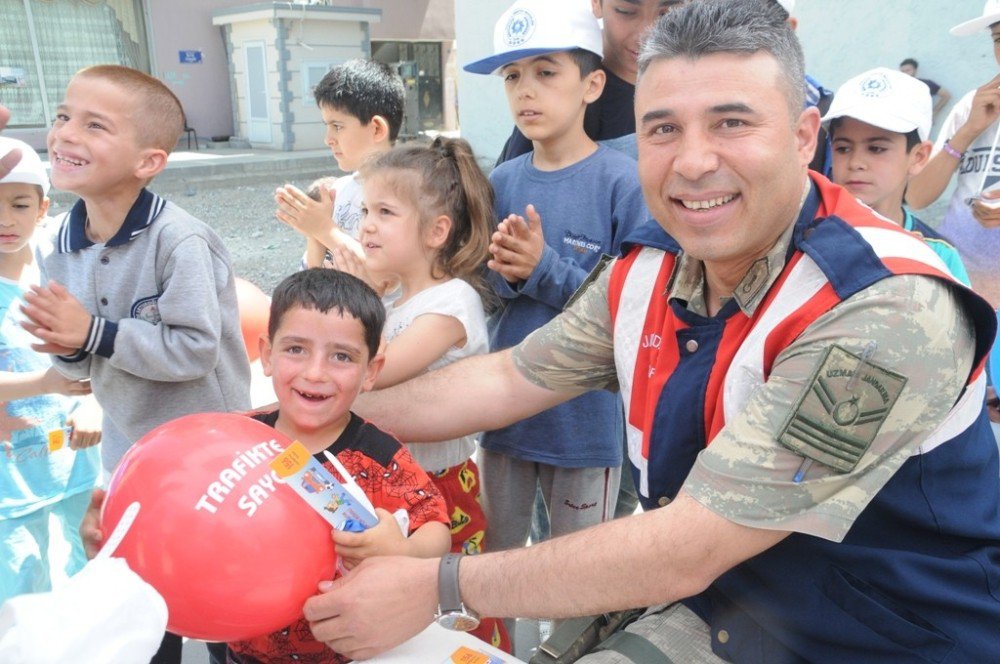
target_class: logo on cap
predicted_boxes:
[504,9,535,46]
[859,73,891,98]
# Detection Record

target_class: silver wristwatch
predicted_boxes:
[435,553,481,631]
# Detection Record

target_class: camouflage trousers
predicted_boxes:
[576,603,726,664]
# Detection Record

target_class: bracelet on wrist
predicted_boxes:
[942,140,963,160]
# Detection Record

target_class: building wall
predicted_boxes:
[456,0,994,164]
[143,0,237,141]
[795,0,993,141]
[144,0,455,144]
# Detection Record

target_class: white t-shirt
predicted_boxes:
[331,172,364,240]
[384,279,487,472]
[934,89,1000,306]
[298,172,366,271]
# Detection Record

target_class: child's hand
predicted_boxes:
[487,203,545,283]
[275,184,335,240]
[330,246,394,296]
[20,281,92,354]
[964,73,1000,140]
[41,366,91,396]
[331,508,406,570]
[67,395,102,450]
[972,189,1000,228]
[80,488,106,559]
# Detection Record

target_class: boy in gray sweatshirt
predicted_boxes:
[21,65,251,475]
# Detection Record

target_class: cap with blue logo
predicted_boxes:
[463,0,603,76]
[822,67,933,142]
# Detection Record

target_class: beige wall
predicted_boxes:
[144,1,454,144]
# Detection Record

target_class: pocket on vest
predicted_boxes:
[821,565,954,662]
[963,547,1000,602]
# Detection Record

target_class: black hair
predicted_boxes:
[313,59,406,142]
[899,58,918,69]
[567,48,602,78]
[268,268,385,359]
[640,0,805,115]
[829,118,923,152]
[767,0,790,21]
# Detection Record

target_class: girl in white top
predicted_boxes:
[332,137,510,649]
[344,137,495,473]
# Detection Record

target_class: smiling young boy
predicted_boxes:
[274,59,404,271]
[21,65,251,478]
[496,0,681,164]
[825,67,971,284]
[227,268,449,663]
[462,0,647,638]
[21,65,252,662]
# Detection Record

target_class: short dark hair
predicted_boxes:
[829,118,923,152]
[640,0,805,116]
[899,58,918,69]
[313,59,405,141]
[268,269,385,359]
[567,48,602,78]
[767,0,790,21]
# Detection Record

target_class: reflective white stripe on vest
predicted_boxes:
[615,225,979,501]
[613,248,663,498]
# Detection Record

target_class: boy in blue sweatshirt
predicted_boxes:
[464,0,648,625]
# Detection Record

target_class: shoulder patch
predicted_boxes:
[779,344,907,473]
[564,253,614,311]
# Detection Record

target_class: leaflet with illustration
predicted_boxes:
[270,441,377,532]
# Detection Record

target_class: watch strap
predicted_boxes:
[437,553,464,614]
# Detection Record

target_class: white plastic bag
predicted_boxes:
[0,556,167,664]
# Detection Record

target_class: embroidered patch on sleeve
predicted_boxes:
[778,344,907,473]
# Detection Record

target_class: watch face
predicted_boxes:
[437,611,481,632]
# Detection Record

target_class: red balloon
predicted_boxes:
[101,413,335,642]
[235,277,270,362]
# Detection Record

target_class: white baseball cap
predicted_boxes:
[0,137,49,197]
[951,0,1000,37]
[776,0,795,15]
[822,67,933,142]
[463,0,603,75]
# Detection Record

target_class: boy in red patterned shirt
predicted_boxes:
[227,268,449,663]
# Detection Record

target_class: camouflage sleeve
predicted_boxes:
[512,260,619,393]
[683,274,976,542]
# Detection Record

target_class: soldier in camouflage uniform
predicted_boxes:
[302,2,1000,662]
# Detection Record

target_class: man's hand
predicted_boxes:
[81,488,106,559]
[21,282,92,353]
[487,203,545,283]
[304,556,438,660]
[275,183,336,240]
[67,395,102,450]
[332,508,406,570]
[972,189,1000,228]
